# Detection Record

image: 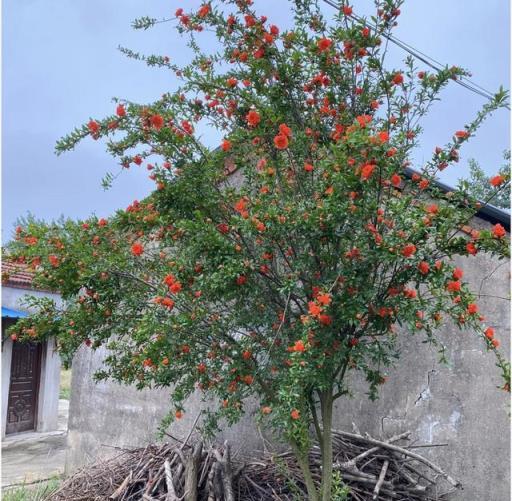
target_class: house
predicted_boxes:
[1,261,62,438]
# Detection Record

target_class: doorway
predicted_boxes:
[6,341,42,434]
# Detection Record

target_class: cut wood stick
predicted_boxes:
[333,430,461,488]
[108,470,132,499]
[373,459,389,500]
[165,459,179,501]
[180,412,202,452]
[338,431,410,471]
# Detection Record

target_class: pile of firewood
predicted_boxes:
[47,429,460,500]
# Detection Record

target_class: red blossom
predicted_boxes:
[484,327,495,339]
[274,134,289,150]
[401,244,416,258]
[492,224,506,239]
[317,37,333,52]
[467,303,478,315]
[87,120,100,135]
[446,280,461,293]
[217,223,229,234]
[392,73,404,85]
[131,242,144,256]
[466,242,477,255]
[360,163,375,180]
[391,173,401,187]
[279,123,292,138]
[221,139,232,151]
[452,268,464,280]
[246,110,261,127]
[290,409,300,420]
[197,4,210,17]
[150,114,164,130]
[292,340,306,352]
[418,261,430,275]
[490,175,505,187]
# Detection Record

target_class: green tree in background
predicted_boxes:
[461,151,510,209]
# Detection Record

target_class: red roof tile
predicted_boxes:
[2,261,36,289]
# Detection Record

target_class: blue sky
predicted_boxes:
[2,0,510,241]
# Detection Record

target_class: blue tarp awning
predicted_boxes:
[2,307,28,319]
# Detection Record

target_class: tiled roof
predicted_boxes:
[2,260,36,289]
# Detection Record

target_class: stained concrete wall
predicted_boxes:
[2,286,62,437]
[65,218,510,500]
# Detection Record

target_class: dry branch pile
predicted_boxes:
[47,430,460,501]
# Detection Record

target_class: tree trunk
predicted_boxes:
[320,391,334,501]
[184,441,203,501]
[290,440,319,501]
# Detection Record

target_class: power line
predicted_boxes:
[321,0,510,108]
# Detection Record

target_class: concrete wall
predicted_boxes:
[1,286,62,437]
[65,220,510,499]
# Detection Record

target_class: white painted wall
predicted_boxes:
[1,285,62,437]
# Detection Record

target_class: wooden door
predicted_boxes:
[6,341,42,434]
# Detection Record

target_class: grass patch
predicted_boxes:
[2,477,60,501]
[59,369,72,400]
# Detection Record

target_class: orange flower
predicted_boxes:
[491,338,500,348]
[221,139,232,151]
[150,114,164,129]
[246,110,261,127]
[317,293,331,305]
[197,4,210,18]
[234,197,248,214]
[446,280,461,292]
[48,255,60,267]
[292,340,306,352]
[304,162,314,172]
[378,131,389,142]
[236,275,247,286]
[392,73,403,85]
[317,37,333,52]
[226,77,238,87]
[492,224,506,239]
[466,242,477,255]
[490,175,505,187]
[290,409,300,420]
[279,123,292,137]
[262,406,272,415]
[319,314,332,325]
[417,261,430,275]
[391,173,401,188]
[308,301,322,317]
[467,303,478,315]
[484,327,495,339]
[131,242,144,256]
[274,134,289,150]
[452,268,463,280]
[175,410,183,419]
[360,163,375,180]
[401,244,416,258]
[88,120,100,135]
